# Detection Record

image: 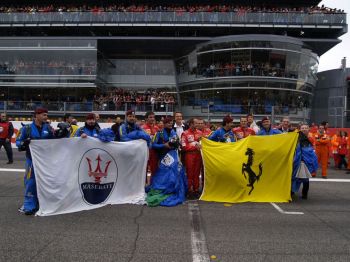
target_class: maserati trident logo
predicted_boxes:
[86,155,111,183]
[78,149,118,205]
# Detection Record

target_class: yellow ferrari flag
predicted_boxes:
[200,132,298,203]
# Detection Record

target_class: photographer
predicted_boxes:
[152,116,179,161]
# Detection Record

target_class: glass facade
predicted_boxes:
[176,36,317,118]
[0,39,97,85]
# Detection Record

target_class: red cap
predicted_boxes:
[86,113,96,120]
[261,116,270,123]
[34,107,48,115]
[126,110,135,116]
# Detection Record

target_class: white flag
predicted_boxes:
[30,137,148,216]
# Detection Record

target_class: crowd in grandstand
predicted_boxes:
[198,62,296,79]
[93,88,176,111]
[0,4,344,14]
[0,60,96,75]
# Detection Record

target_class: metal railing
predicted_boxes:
[0,12,345,25]
[201,103,310,122]
[0,100,175,114]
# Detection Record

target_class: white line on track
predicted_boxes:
[310,178,350,182]
[188,202,210,262]
[270,203,304,215]
[0,168,25,172]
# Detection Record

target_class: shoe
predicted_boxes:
[24,210,36,216]
[193,191,201,199]
[186,191,194,200]
[301,195,308,200]
[24,208,38,216]
[322,176,328,179]
[346,171,350,174]
[6,161,13,164]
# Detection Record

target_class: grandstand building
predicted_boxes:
[0,0,347,122]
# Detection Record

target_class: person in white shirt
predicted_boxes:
[172,112,188,139]
[247,113,260,133]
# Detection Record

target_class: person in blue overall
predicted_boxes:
[16,108,55,215]
[208,115,236,143]
[152,117,179,160]
[257,117,282,136]
[118,110,150,145]
[75,113,101,138]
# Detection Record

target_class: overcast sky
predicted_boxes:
[318,0,350,72]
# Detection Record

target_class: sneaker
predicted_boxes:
[301,195,308,200]
[18,206,25,213]
[322,176,328,179]
[6,161,13,164]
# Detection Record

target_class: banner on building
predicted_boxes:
[30,138,148,216]
[200,133,299,203]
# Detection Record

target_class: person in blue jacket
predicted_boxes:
[119,110,150,145]
[257,117,282,136]
[208,115,236,143]
[292,124,318,199]
[75,113,101,138]
[16,107,55,215]
[152,116,179,160]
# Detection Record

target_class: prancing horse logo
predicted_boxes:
[242,148,263,195]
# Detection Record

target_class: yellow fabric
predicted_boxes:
[200,132,298,203]
[69,125,79,137]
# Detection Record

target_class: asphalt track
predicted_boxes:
[1,151,350,262]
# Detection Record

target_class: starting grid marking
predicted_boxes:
[270,203,304,215]
[0,168,25,172]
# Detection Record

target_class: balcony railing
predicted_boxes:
[0,12,345,25]
[200,103,311,122]
[0,101,175,114]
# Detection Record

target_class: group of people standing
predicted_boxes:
[13,106,340,214]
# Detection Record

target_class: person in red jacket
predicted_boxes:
[181,118,202,199]
[141,111,159,183]
[314,124,331,178]
[233,116,255,140]
[337,131,348,169]
[0,113,14,164]
[197,119,212,138]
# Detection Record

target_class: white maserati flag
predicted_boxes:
[30,137,148,216]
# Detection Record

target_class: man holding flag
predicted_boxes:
[16,108,55,215]
[208,115,236,143]
[257,117,282,136]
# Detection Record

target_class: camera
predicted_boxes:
[18,138,30,151]
[168,137,180,149]
[55,122,70,138]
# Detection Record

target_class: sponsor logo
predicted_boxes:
[78,148,118,205]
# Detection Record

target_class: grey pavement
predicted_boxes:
[1,151,350,262]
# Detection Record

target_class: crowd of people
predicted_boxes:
[199,62,296,79]
[93,88,176,111]
[0,60,96,75]
[7,105,343,215]
[0,4,344,14]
